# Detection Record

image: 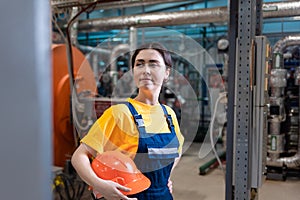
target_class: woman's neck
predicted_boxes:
[134,91,160,105]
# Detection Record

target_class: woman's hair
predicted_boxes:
[131,42,172,69]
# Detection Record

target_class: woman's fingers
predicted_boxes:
[168,179,173,193]
[116,183,132,192]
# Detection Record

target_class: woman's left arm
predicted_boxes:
[167,106,184,193]
[168,155,181,193]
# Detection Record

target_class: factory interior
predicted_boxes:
[1,0,300,200]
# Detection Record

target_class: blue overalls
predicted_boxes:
[126,102,179,200]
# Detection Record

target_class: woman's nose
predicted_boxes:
[143,64,151,74]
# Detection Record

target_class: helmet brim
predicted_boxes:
[123,174,151,195]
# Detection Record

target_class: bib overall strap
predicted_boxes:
[160,104,176,134]
[125,102,146,135]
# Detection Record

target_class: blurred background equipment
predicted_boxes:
[52,44,96,167]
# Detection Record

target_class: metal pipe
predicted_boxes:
[109,44,130,72]
[77,44,111,55]
[77,1,300,32]
[52,0,191,10]
[109,43,130,88]
[78,6,228,32]
[65,1,99,102]
[262,1,300,19]
[129,26,137,52]
[278,69,300,168]
[273,35,300,54]
[199,150,226,175]
[267,133,300,168]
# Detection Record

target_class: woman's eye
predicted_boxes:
[149,63,159,68]
[135,63,161,68]
[136,63,144,67]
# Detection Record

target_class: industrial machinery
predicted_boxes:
[52,44,96,167]
[266,35,300,180]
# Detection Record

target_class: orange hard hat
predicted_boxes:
[91,151,151,195]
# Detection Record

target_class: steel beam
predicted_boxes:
[227,0,263,199]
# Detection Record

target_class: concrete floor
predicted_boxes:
[55,142,300,200]
[172,142,300,200]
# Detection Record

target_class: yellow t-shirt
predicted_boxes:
[81,98,184,158]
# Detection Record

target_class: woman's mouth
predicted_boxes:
[140,78,152,81]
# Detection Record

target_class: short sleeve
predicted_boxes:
[80,104,139,155]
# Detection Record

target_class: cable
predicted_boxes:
[71,90,93,133]
[209,92,227,177]
[65,1,101,139]
[52,14,67,44]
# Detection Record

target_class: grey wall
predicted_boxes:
[0,1,52,199]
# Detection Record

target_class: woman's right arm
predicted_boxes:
[71,143,99,187]
[71,143,136,200]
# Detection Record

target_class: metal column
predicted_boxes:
[0,0,52,199]
[227,0,263,199]
[226,0,239,199]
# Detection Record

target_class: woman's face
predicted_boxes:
[133,49,170,92]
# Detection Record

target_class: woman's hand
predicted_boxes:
[93,180,137,200]
[168,179,173,194]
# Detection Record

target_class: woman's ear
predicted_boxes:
[164,67,170,82]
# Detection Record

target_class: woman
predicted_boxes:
[71,42,184,200]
